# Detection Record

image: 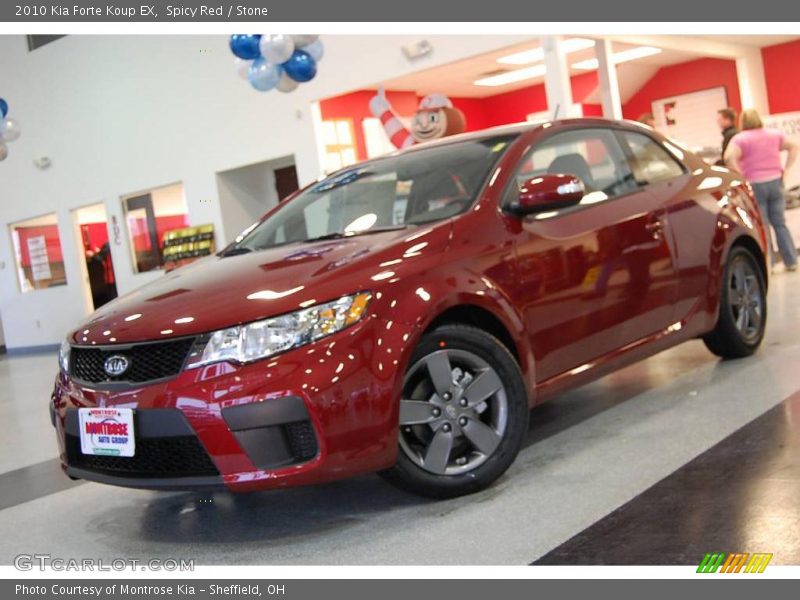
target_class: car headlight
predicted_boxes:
[59,339,71,373]
[186,292,372,369]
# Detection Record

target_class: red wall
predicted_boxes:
[622,57,742,121]
[762,39,800,114]
[128,215,190,253]
[320,71,600,161]
[80,222,110,253]
[319,90,419,160]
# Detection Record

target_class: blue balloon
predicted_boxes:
[0,98,7,118]
[248,58,282,92]
[283,50,317,83]
[229,34,262,60]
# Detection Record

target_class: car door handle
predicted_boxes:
[645,218,663,239]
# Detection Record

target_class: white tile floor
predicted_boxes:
[0,272,798,564]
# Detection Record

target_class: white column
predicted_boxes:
[542,36,575,119]
[595,39,623,120]
[736,49,770,114]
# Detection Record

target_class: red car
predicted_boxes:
[51,119,768,498]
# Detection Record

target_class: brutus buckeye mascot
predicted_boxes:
[369,86,466,149]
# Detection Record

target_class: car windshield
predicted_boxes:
[226,135,515,253]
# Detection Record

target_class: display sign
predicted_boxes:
[26,234,52,281]
[162,223,216,269]
[652,87,728,157]
[764,111,800,189]
[78,407,136,457]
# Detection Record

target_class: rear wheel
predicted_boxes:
[381,324,528,498]
[703,246,767,358]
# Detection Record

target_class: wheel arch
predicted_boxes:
[730,233,768,290]
[419,301,537,404]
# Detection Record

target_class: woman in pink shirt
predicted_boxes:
[726,109,799,271]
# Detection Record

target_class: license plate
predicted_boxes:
[78,408,135,457]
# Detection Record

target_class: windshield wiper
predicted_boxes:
[302,226,407,244]
[220,246,253,257]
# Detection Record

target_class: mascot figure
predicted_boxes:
[369,86,466,150]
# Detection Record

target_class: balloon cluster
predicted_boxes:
[0,97,21,162]
[229,34,324,93]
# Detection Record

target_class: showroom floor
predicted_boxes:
[1,270,799,565]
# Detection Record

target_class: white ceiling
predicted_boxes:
[701,35,799,47]
[379,35,799,100]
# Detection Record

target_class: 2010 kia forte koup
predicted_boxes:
[51,119,768,498]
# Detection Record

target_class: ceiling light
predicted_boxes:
[498,38,595,65]
[474,64,547,87]
[572,46,662,70]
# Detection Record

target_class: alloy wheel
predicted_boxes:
[728,256,764,343]
[398,348,508,476]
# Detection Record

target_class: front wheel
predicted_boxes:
[381,324,529,498]
[703,246,767,359]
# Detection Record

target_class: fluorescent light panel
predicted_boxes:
[474,64,547,87]
[572,46,662,70]
[497,37,596,65]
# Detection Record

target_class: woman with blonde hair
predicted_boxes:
[726,108,799,271]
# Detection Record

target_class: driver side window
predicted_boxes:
[508,128,638,207]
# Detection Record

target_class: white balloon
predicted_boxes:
[292,34,318,48]
[276,71,299,93]
[0,141,7,162]
[259,34,295,64]
[234,58,252,79]
[304,39,324,62]
[0,117,20,142]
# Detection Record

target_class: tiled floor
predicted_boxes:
[0,273,799,565]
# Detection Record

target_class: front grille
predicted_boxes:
[70,337,196,384]
[284,420,318,462]
[66,434,219,478]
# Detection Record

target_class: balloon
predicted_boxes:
[0,117,20,142]
[247,58,282,92]
[283,50,317,83]
[259,34,295,65]
[234,58,252,79]
[276,71,299,93]
[0,98,7,118]
[229,34,262,60]
[304,39,324,62]
[0,141,7,162]
[292,35,318,48]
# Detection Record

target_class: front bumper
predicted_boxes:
[52,316,417,492]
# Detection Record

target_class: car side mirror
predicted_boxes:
[507,174,585,216]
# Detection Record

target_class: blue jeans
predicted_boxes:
[751,178,798,268]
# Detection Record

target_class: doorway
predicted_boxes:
[216,155,299,243]
[72,203,118,311]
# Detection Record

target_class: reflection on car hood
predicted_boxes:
[71,226,447,344]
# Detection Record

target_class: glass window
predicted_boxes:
[508,128,638,206]
[322,118,358,173]
[8,213,68,292]
[229,135,514,253]
[622,131,686,185]
[122,183,189,273]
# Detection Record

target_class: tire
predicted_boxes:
[381,324,529,498]
[703,245,767,359]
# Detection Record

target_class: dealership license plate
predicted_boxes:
[78,408,136,457]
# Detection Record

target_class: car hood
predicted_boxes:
[71,226,448,345]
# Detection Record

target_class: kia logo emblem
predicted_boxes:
[104,355,130,377]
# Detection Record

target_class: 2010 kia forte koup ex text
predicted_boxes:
[51,119,768,498]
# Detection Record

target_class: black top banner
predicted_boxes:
[3,0,800,22]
